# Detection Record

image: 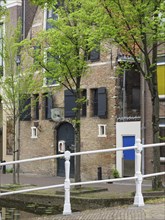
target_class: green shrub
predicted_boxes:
[112,169,120,178]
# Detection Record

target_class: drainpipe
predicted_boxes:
[22,0,25,40]
[141,65,146,175]
[122,68,126,121]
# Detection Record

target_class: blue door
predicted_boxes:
[123,136,135,176]
[123,136,135,160]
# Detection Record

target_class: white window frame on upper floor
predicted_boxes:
[42,49,60,88]
[157,54,165,66]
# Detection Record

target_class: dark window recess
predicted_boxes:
[20,96,31,121]
[45,77,57,86]
[159,126,165,157]
[0,66,3,76]
[85,48,100,62]
[93,89,98,116]
[132,87,140,110]
[81,89,87,117]
[64,90,76,118]
[98,87,107,118]
[34,94,39,120]
[46,9,58,30]
[89,48,100,62]
[92,87,107,118]
[157,55,165,63]
[45,94,53,119]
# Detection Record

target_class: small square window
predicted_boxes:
[98,124,107,137]
[31,127,37,139]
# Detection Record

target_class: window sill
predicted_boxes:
[160,157,165,162]
[98,135,107,138]
[31,136,38,139]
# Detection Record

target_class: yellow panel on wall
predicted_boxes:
[157,65,165,95]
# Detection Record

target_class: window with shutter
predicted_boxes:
[159,117,165,158]
[81,89,87,117]
[93,89,98,116]
[91,87,107,118]
[64,90,76,118]
[45,94,53,119]
[20,95,31,121]
[33,94,39,120]
[98,87,107,118]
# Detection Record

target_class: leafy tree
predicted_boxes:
[27,0,101,185]
[96,0,165,190]
[0,0,6,17]
[0,20,42,184]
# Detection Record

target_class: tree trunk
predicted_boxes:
[74,117,81,184]
[74,80,81,188]
[16,117,20,184]
[150,42,162,190]
[13,117,16,184]
[152,93,162,189]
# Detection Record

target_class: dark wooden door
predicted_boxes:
[57,122,75,177]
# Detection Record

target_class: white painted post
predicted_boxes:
[134,139,144,206]
[63,151,72,215]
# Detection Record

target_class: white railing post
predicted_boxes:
[134,139,144,206]
[63,151,72,215]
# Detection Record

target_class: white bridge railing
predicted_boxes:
[0,139,165,215]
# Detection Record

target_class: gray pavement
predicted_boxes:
[0,173,165,220]
[35,203,165,220]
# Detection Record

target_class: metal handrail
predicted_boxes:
[0,140,165,216]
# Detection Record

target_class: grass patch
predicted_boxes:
[146,197,165,204]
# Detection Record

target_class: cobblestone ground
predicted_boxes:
[33,203,165,220]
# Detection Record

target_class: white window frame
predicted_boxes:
[98,124,107,137]
[42,48,60,88]
[31,126,37,139]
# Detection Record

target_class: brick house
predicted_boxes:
[0,0,164,180]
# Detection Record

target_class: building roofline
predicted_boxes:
[1,0,22,8]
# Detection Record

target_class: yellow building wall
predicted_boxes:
[157,64,165,95]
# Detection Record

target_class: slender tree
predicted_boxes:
[0,21,42,184]
[28,0,101,185]
[96,0,165,190]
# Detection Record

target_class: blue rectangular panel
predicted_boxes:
[123,136,135,160]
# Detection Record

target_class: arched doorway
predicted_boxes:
[56,122,75,177]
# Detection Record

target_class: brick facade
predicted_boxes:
[1,1,164,180]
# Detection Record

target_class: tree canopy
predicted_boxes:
[26,0,102,184]
[28,0,165,189]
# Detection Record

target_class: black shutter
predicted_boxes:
[34,94,39,120]
[20,96,31,121]
[81,89,87,117]
[98,87,107,118]
[64,90,76,118]
[90,49,100,62]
